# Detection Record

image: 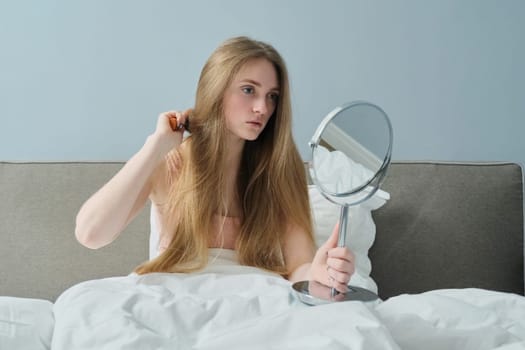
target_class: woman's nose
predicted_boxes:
[252,98,268,116]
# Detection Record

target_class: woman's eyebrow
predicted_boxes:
[240,79,280,92]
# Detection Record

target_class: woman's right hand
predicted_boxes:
[153,109,191,155]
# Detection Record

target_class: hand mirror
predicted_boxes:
[292,101,393,305]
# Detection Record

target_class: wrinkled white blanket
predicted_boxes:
[2,250,525,350]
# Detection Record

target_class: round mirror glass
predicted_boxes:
[309,101,393,207]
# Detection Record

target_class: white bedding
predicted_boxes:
[0,296,54,350]
[3,251,525,350]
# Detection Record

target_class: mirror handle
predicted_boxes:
[337,206,349,247]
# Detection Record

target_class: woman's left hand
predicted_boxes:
[310,223,355,293]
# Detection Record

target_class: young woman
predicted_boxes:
[75,36,354,293]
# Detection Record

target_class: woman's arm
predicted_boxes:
[284,224,355,293]
[75,111,188,249]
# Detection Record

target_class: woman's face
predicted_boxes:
[222,58,280,142]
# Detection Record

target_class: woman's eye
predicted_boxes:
[268,93,280,103]
[241,86,254,94]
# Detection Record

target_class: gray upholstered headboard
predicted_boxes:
[0,162,150,301]
[370,162,524,299]
[0,161,523,301]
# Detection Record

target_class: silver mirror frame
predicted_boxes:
[308,100,394,207]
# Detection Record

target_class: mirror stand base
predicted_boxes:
[292,280,379,306]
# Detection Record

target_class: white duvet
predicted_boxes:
[2,251,525,350]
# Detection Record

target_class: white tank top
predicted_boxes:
[149,204,241,259]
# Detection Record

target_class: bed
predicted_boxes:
[1,161,524,349]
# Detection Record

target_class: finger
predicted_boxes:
[178,109,191,131]
[161,110,179,118]
[328,276,350,294]
[177,109,193,131]
[327,247,354,262]
[327,266,351,285]
[327,257,353,273]
[158,110,177,123]
[334,282,350,294]
[322,222,340,249]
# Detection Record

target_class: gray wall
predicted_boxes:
[1,0,524,167]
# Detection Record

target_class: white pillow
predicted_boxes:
[309,185,389,294]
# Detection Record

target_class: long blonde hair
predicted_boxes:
[135,36,314,276]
